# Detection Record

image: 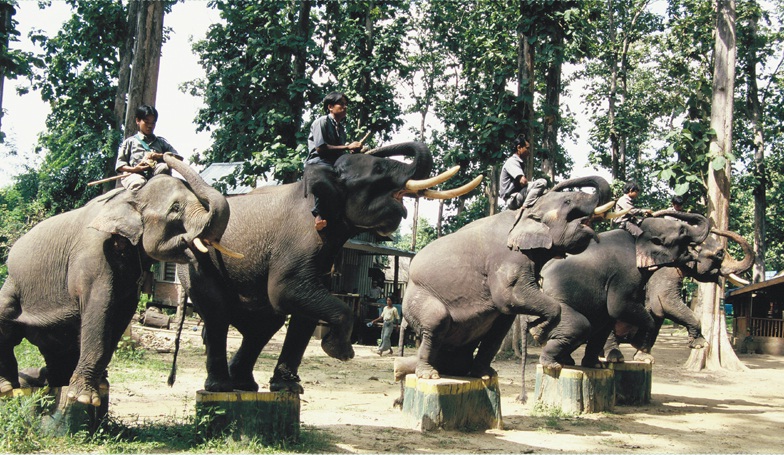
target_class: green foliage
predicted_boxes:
[0,389,53,453]
[392,216,438,252]
[0,178,46,287]
[13,338,44,369]
[26,1,128,213]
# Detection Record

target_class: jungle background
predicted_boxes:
[0,0,781,376]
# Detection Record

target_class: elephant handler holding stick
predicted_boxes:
[500,133,547,210]
[305,92,366,231]
[115,104,182,191]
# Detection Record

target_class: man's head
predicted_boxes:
[135,104,158,136]
[512,134,530,158]
[671,195,684,211]
[386,297,393,307]
[323,92,349,121]
[622,180,641,199]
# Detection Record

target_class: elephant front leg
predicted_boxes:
[270,315,316,393]
[539,306,591,370]
[0,281,23,392]
[230,314,287,392]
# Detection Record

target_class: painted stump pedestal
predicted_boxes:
[195,390,300,443]
[603,361,652,405]
[401,374,502,432]
[0,384,110,435]
[534,365,614,414]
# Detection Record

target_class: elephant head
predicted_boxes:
[88,154,231,263]
[635,211,711,269]
[506,175,615,255]
[650,210,754,281]
[335,142,481,236]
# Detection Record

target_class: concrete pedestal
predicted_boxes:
[604,361,652,405]
[195,390,300,443]
[534,365,614,414]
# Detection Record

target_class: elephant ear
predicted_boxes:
[507,211,553,251]
[88,199,144,246]
[635,232,683,269]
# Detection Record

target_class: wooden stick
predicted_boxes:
[358,131,371,144]
[87,174,130,186]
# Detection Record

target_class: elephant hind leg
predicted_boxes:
[413,298,453,380]
[0,279,23,392]
[540,305,590,369]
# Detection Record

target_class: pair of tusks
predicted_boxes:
[192,238,245,259]
[597,200,630,219]
[404,165,484,200]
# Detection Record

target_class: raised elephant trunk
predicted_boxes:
[163,154,231,251]
[711,229,754,276]
[366,141,433,180]
[651,210,711,244]
[551,175,612,207]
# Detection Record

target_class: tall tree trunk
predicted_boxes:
[123,0,164,136]
[685,0,745,372]
[746,9,766,283]
[518,4,536,179]
[608,0,620,181]
[542,27,562,183]
[0,1,14,136]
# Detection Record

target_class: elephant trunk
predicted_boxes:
[551,175,612,206]
[712,229,755,276]
[366,141,433,180]
[651,210,711,244]
[163,154,230,244]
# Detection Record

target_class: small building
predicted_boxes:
[727,274,784,355]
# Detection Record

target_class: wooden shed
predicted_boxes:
[727,275,784,355]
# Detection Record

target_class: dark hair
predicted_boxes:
[135,104,158,121]
[322,92,348,113]
[512,133,529,151]
[622,181,640,194]
[671,195,684,206]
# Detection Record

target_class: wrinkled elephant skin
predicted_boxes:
[0,156,229,406]
[401,176,613,381]
[181,142,457,394]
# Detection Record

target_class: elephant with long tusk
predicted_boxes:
[0,155,231,407]
[175,141,479,394]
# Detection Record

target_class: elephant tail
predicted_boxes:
[517,316,529,405]
[167,289,188,387]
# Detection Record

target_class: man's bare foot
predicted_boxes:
[315,215,327,231]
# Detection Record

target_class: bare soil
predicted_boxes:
[112,320,784,453]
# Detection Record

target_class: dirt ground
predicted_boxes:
[111,320,784,453]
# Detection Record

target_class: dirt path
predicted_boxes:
[111,322,784,453]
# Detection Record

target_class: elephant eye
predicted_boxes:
[650,237,663,246]
[170,202,181,213]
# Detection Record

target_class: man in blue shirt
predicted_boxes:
[305,92,363,231]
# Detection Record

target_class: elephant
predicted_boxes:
[537,210,737,371]
[177,142,480,393]
[601,225,753,362]
[396,176,616,383]
[0,154,232,406]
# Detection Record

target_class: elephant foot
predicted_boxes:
[468,365,497,379]
[204,376,235,393]
[605,348,625,363]
[415,363,440,379]
[66,375,102,407]
[321,331,355,361]
[538,354,562,371]
[0,377,17,393]
[581,357,603,368]
[231,379,259,392]
[633,351,655,364]
[392,396,403,409]
[19,367,48,388]
[689,336,708,349]
[270,366,304,394]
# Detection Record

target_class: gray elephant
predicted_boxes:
[0,154,231,406]
[397,176,615,381]
[178,142,479,393]
[537,211,734,369]
[602,226,753,362]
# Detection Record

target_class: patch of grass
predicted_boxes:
[0,389,53,453]
[530,402,577,431]
[13,338,45,369]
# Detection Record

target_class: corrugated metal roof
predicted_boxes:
[199,162,254,195]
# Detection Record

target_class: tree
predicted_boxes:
[0,0,36,141]
[686,0,743,372]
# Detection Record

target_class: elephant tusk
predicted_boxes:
[206,240,245,259]
[603,207,631,220]
[405,166,460,191]
[193,238,209,253]
[594,200,617,216]
[727,273,750,287]
[421,175,483,200]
